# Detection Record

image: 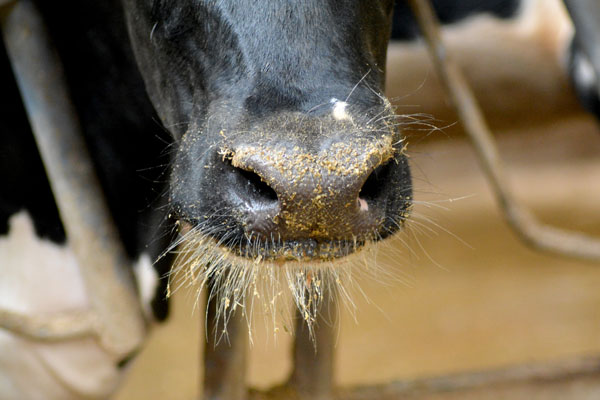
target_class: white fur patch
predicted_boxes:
[0,211,154,399]
[573,51,597,90]
[133,253,159,319]
[330,98,351,121]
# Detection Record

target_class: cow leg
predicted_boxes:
[203,284,248,400]
[288,294,337,400]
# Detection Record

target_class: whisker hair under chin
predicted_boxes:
[164,226,412,342]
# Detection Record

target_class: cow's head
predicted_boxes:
[123,0,412,323]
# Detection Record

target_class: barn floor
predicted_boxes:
[113,113,600,399]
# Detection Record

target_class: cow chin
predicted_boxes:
[175,220,374,265]
[220,234,371,263]
[167,219,393,332]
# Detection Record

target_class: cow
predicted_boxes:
[0,0,596,399]
[1,0,410,397]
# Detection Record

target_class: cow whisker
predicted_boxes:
[165,224,409,340]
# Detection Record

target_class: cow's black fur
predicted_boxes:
[122,0,394,137]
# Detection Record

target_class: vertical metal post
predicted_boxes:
[203,288,248,400]
[289,295,337,400]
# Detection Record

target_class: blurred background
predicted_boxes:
[114,0,600,398]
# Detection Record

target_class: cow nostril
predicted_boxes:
[359,161,392,203]
[234,165,278,202]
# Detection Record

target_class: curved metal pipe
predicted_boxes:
[408,0,600,263]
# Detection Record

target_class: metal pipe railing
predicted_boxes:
[407,0,600,263]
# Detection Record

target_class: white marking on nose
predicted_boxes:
[330,98,351,121]
[358,198,369,211]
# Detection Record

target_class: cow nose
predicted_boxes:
[223,138,397,241]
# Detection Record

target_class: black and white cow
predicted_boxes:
[0,1,174,397]
[0,0,596,399]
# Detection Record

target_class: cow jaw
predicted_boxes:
[166,220,387,336]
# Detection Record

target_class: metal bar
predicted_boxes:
[407,0,600,263]
[203,289,248,400]
[248,354,600,399]
[0,0,145,357]
[288,295,337,400]
[336,354,600,400]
